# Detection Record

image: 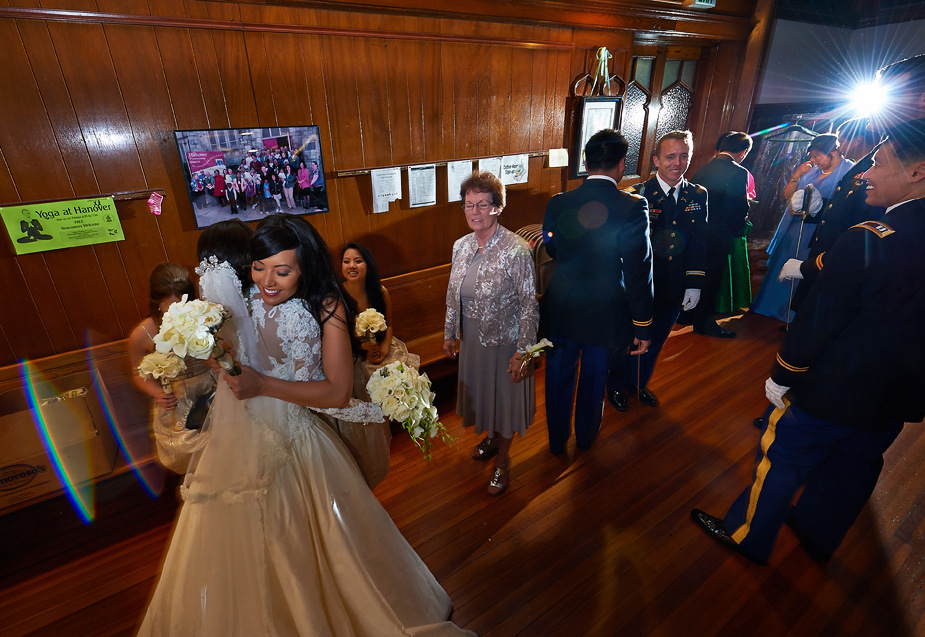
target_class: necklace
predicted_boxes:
[819,169,832,176]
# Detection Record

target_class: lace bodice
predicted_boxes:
[248,287,325,383]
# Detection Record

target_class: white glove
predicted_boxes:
[789,187,823,217]
[777,258,804,282]
[681,288,701,311]
[765,377,790,410]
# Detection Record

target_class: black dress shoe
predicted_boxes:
[608,389,628,412]
[637,387,659,407]
[694,321,737,338]
[691,509,767,565]
[754,417,765,429]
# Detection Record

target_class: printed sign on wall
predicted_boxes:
[1,197,124,255]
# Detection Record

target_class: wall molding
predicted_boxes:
[0,7,573,50]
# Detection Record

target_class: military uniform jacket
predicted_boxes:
[628,177,708,310]
[541,178,654,348]
[792,145,886,310]
[771,198,925,428]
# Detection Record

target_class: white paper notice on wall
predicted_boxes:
[408,164,437,208]
[447,160,473,202]
[501,154,529,185]
[371,167,402,213]
[548,148,569,168]
[478,157,502,180]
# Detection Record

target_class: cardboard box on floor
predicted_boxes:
[0,371,118,512]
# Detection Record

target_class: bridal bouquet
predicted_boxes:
[152,294,241,375]
[366,362,452,460]
[137,351,187,394]
[518,338,554,375]
[355,308,387,342]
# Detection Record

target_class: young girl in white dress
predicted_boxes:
[137,214,474,636]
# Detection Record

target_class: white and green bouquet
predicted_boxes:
[366,361,452,460]
[151,294,240,375]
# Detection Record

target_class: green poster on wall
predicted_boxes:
[0,197,124,255]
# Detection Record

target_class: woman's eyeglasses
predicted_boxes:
[464,202,494,212]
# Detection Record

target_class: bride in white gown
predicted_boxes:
[138,215,474,636]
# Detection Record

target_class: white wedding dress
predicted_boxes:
[137,260,474,636]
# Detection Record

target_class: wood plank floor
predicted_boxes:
[2,310,924,637]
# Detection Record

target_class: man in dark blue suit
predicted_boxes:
[682,132,752,338]
[541,129,654,453]
[607,130,708,410]
[692,119,925,564]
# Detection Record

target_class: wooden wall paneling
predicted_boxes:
[187,29,232,128]
[416,17,443,165]
[510,45,533,154]
[153,27,211,130]
[37,0,97,11]
[488,44,513,157]
[451,40,478,160]
[242,31,277,125]
[0,324,15,369]
[686,44,718,172]
[438,39,457,166]
[266,32,313,124]
[212,29,261,128]
[355,37,396,169]
[95,0,151,15]
[406,38,428,162]
[732,0,776,132]
[383,37,413,166]
[146,0,187,18]
[46,21,145,194]
[320,28,363,170]
[104,23,190,331]
[9,19,92,201]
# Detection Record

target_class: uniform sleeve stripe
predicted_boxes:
[776,353,808,373]
[686,270,706,276]
[633,318,653,327]
[815,253,825,269]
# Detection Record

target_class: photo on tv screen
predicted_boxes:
[174,125,329,229]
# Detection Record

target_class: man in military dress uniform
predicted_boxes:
[691,119,925,565]
[779,54,925,312]
[542,129,653,453]
[607,131,707,410]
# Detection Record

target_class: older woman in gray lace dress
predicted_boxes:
[443,171,539,496]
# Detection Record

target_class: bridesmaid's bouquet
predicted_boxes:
[355,308,387,343]
[137,351,187,394]
[152,294,241,375]
[366,362,452,460]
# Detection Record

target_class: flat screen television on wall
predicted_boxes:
[173,125,329,229]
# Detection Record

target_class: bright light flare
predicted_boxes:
[849,80,888,117]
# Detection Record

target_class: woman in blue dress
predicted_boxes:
[751,133,853,322]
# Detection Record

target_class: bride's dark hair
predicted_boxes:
[197,218,254,293]
[251,214,362,356]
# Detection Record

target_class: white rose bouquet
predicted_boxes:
[518,338,553,375]
[137,351,187,394]
[355,308,387,342]
[366,361,452,460]
[152,294,241,375]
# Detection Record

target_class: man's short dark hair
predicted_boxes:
[585,129,629,172]
[716,131,753,154]
[886,118,925,165]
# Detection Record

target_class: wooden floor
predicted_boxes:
[2,311,925,637]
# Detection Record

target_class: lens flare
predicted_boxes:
[84,332,165,498]
[849,81,888,117]
[20,361,95,523]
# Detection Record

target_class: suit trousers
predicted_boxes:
[724,402,904,562]
[607,305,680,393]
[544,337,609,452]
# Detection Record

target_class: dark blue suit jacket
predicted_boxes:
[541,177,653,348]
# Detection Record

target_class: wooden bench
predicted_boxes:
[382,263,458,379]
